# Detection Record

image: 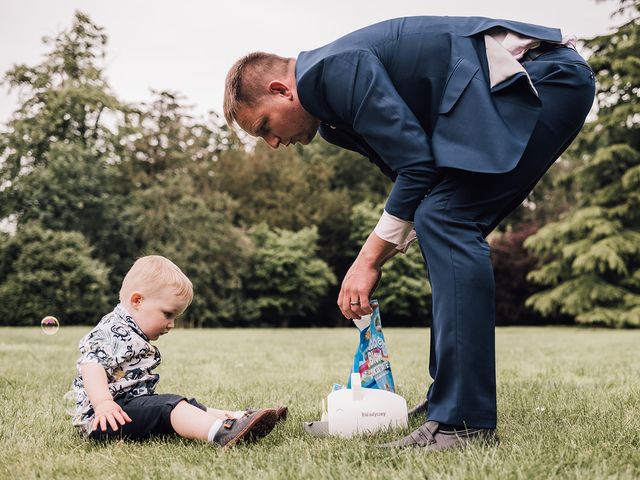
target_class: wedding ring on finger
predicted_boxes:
[350,300,360,306]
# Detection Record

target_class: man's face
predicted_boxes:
[236,90,320,149]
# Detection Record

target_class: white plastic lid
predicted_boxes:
[353,315,371,331]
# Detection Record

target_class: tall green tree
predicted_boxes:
[245,223,336,327]
[212,137,391,267]
[125,175,255,327]
[301,139,390,275]
[115,91,259,326]
[0,223,110,325]
[0,11,135,285]
[212,140,336,231]
[525,2,640,327]
[116,91,233,196]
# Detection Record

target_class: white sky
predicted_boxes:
[0,0,623,123]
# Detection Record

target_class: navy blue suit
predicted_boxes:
[296,17,595,428]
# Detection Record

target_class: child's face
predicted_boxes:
[129,288,189,341]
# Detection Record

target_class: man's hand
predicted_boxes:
[338,230,397,319]
[338,258,381,320]
[91,399,132,432]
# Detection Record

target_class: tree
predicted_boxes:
[0,223,110,325]
[0,11,120,179]
[211,137,391,260]
[348,201,432,326]
[301,139,391,275]
[245,224,336,327]
[212,140,336,230]
[125,175,255,327]
[116,90,233,196]
[0,11,135,287]
[524,3,640,327]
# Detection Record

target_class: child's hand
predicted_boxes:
[92,399,132,432]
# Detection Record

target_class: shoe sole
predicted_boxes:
[224,409,278,449]
[378,427,497,449]
[275,406,288,423]
[244,406,288,423]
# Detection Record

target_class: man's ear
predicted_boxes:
[130,292,143,309]
[268,80,292,98]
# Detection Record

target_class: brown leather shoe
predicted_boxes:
[275,406,288,422]
[246,406,288,423]
[378,421,497,450]
[213,408,277,448]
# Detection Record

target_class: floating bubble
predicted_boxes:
[41,315,59,335]
[62,390,77,416]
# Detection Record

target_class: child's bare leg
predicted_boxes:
[170,401,220,441]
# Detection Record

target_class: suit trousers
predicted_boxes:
[414,46,596,428]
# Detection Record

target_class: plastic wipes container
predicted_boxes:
[347,299,396,392]
[304,372,408,438]
[303,299,408,438]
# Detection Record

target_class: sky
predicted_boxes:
[0,0,625,123]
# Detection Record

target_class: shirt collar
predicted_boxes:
[114,304,150,341]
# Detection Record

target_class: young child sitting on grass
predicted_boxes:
[68,255,287,447]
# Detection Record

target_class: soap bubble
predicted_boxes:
[62,390,77,416]
[41,316,59,335]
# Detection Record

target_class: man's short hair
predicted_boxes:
[119,255,193,305]
[223,52,292,127]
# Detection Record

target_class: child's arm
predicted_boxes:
[80,363,132,432]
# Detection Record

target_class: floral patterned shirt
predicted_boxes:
[69,304,161,436]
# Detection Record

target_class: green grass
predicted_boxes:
[1,326,639,479]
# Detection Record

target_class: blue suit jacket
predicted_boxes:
[295,16,562,221]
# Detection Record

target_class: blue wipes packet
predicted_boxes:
[346,300,396,392]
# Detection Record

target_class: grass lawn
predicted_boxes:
[0,326,639,479]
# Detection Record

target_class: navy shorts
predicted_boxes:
[88,393,207,441]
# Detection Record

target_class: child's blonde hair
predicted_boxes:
[119,255,193,305]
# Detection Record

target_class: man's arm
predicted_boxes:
[80,363,131,432]
[319,52,435,317]
[324,51,441,225]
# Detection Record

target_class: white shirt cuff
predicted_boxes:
[374,210,414,246]
[395,229,417,253]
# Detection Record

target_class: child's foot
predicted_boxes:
[214,408,278,448]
